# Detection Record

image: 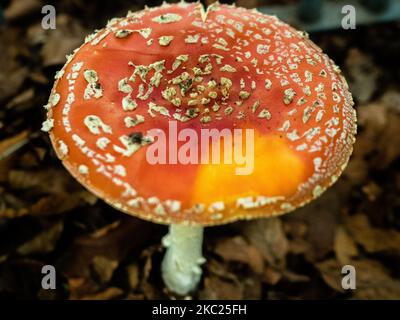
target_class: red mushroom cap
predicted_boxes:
[43,2,356,226]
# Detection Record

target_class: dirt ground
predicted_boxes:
[0,0,400,300]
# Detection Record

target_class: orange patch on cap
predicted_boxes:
[191,131,307,206]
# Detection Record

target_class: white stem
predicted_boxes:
[161,224,205,295]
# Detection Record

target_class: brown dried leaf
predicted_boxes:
[126,263,139,290]
[282,270,310,283]
[284,189,339,262]
[373,110,400,168]
[17,221,63,255]
[81,287,124,300]
[356,102,400,169]
[91,220,121,239]
[334,226,358,265]
[381,89,400,113]
[91,256,119,284]
[315,259,344,292]
[60,217,152,278]
[40,15,86,66]
[199,276,244,300]
[352,259,400,300]
[214,236,264,274]
[287,237,312,256]
[141,245,158,282]
[242,277,262,299]
[361,182,382,202]
[263,266,282,285]
[126,293,145,300]
[345,214,400,255]
[0,31,29,102]
[29,191,97,216]
[6,89,35,109]
[67,278,99,300]
[8,168,80,194]
[0,191,97,219]
[142,282,161,300]
[317,257,400,299]
[242,217,288,269]
[0,208,27,219]
[206,258,239,283]
[345,48,381,103]
[0,131,30,161]
[4,0,42,21]
[343,158,369,185]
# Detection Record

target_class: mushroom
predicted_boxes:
[43,2,356,295]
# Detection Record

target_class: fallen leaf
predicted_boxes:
[91,256,119,283]
[242,277,262,299]
[81,287,124,300]
[59,217,153,278]
[214,236,264,274]
[315,259,344,292]
[345,48,381,103]
[0,191,97,219]
[8,168,81,194]
[6,89,35,109]
[91,220,120,238]
[199,276,243,300]
[0,131,30,161]
[206,258,240,283]
[381,89,400,113]
[40,15,86,66]
[334,226,358,265]
[242,217,288,269]
[17,221,63,255]
[282,270,310,283]
[263,266,282,285]
[361,182,382,202]
[28,192,97,216]
[67,277,99,300]
[126,263,139,290]
[0,259,47,299]
[0,32,29,102]
[284,189,339,262]
[352,259,400,299]
[345,214,400,255]
[317,257,400,299]
[4,0,42,21]
[355,102,400,169]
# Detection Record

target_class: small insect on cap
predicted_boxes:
[43,2,356,226]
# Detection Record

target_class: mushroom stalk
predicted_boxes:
[162,224,205,295]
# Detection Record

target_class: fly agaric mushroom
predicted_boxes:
[43,2,356,295]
